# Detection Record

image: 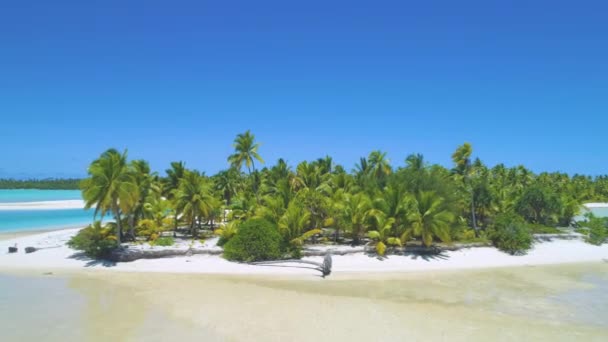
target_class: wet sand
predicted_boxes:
[1,263,607,341]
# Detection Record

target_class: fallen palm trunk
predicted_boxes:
[249,254,333,278]
[108,247,222,262]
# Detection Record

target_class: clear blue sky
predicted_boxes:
[1,0,606,178]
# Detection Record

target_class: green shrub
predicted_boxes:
[153,236,175,247]
[214,221,238,247]
[581,214,608,245]
[488,213,533,255]
[223,218,283,262]
[67,221,119,258]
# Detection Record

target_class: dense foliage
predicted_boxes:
[223,219,283,261]
[74,130,608,260]
[67,221,118,258]
[488,213,533,255]
[0,178,81,189]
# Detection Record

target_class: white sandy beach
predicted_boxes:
[0,200,85,211]
[1,228,607,275]
[584,202,608,208]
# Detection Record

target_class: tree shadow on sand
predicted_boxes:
[404,251,450,262]
[68,252,117,268]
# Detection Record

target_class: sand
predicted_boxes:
[1,228,608,276]
[584,202,608,208]
[0,200,85,210]
[2,263,608,341]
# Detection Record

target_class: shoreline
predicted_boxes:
[1,227,607,277]
[0,199,85,211]
[0,225,88,241]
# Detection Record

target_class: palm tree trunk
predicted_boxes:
[127,214,135,241]
[114,206,122,244]
[250,161,260,203]
[173,211,178,237]
[471,193,478,235]
[191,216,196,237]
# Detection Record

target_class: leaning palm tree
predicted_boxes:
[81,149,138,243]
[403,191,454,247]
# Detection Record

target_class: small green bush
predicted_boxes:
[488,213,533,255]
[67,221,118,258]
[581,214,608,245]
[223,218,283,262]
[153,236,175,247]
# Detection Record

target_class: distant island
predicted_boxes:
[0,178,81,190]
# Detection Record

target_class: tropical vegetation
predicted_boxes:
[68,131,608,260]
[0,178,81,189]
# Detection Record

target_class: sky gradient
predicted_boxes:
[1,0,606,178]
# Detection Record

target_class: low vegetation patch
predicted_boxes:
[67,221,118,258]
[152,236,175,247]
[578,214,608,245]
[223,218,283,262]
[488,213,533,255]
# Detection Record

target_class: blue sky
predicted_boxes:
[1,0,606,178]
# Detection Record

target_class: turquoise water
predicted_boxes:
[0,209,95,232]
[0,189,81,203]
[0,190,93,232]
[575,206,608,222]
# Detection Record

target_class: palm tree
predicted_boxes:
[164,161,186,199]
[403,191,454,247]
[228,131,264,197]
[405,153,425,171]
[368,150,391,181]
[339,192,376,245]
[278,199,320,247]
[81,149,138,243]
[451,143,478,233]
[213,168,241,206]
[174,170,214,237]
[367,213,397,256]
[128,159,155,238]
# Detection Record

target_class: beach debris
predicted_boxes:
[8,244,18,253]
[25,247,37,254]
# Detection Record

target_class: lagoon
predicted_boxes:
[0,190,92,233]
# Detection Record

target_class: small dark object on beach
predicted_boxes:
[25,247,37,254]
[8,246,18,253]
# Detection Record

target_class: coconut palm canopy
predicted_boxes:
[79,131,608,250]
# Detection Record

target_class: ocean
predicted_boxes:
[0,190,94,232]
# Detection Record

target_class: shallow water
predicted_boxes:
[0,209,94,232]
[0,189,81,203]
[1,263,607,341]
[0,190,94,232]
